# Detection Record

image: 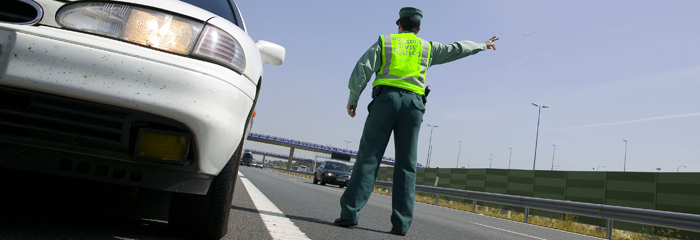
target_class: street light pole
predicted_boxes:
[508,148,513,169]
[489,154,493,168]
[426,124,438,168]
[677,165,687,172]
[551,144,556,171]
[623,139,628,172]
[344,140,352,150]
[597,165,605,171]
[456,141,462,168]
[531,103,549,170]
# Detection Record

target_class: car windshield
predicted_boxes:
[325,162,350,172]
[180,0,242,29]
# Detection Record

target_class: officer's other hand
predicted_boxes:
[485,36,499,50]
[346,104,357,118]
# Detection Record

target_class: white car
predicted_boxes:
[0,0,284,239]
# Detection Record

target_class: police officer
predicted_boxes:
[335,7,498,236]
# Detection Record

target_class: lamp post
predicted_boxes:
[623,139,628,172]
[531,103,549,170]
[656,167,662,172]
[597,165,605,171]
[677,165,687,172]
[456,141,462,168]
[489,154,493,168]
[550,144,556,171]
[508,148,513,169]
[426,124,438,168]
[344,140,352,149]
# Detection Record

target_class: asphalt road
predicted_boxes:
[236,167,602,240]
[0,166,603,239]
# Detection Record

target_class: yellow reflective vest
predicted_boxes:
[373,33,431,95]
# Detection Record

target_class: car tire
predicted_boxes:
[320,178,326,186]
[339,185,345,188]
[168,144,242,240]
[313,175,318,184]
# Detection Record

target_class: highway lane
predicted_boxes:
[0,165,604,240]
[238,166,603,240]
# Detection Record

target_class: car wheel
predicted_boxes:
[313,175,318,184]
[339,185,345,188]
[320,178,326,186]
[168,142,243,239]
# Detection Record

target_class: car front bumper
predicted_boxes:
[0,24,256,194]
[322,174,350,185]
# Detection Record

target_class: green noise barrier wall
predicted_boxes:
[375,167,700,237]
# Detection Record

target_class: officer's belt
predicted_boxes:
[372,85,428,105]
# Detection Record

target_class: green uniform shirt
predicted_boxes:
[347,32,487,105]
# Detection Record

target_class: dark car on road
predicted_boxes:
[314,161,351,188]
[241,151,254,167]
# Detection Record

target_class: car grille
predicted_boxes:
[0,0,43,25]
[0,87,191,159]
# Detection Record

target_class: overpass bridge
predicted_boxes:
[244,149,314,165]
[246,132,423,169]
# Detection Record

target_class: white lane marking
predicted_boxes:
[239,171,310,240]
[472,222,547,240]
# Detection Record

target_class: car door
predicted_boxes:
[316,162,326,179]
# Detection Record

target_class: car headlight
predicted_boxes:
[57,3,202,55]
[57,2,246,72]
[327,172,334,176]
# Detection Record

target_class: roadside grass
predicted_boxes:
[267,168,684,240]
[373,186,684,240]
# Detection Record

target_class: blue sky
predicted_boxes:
[236,0,700,172]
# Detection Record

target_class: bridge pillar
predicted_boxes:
[287,147,295,170]
[263,155,266,163]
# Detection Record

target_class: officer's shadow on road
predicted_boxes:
[304,182,346,189]
[231,205,388,234]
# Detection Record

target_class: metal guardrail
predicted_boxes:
[269,168,700,239]
[374,179,700,240]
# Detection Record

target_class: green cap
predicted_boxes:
[396,7,423,25]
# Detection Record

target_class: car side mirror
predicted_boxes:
[256,40,285,66]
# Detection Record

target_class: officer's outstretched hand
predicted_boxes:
[485,36,499,50]
[346,104,357,118]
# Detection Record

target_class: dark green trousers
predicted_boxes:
[340,87,425,232]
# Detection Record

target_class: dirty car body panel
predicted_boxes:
[0,0,270,196]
